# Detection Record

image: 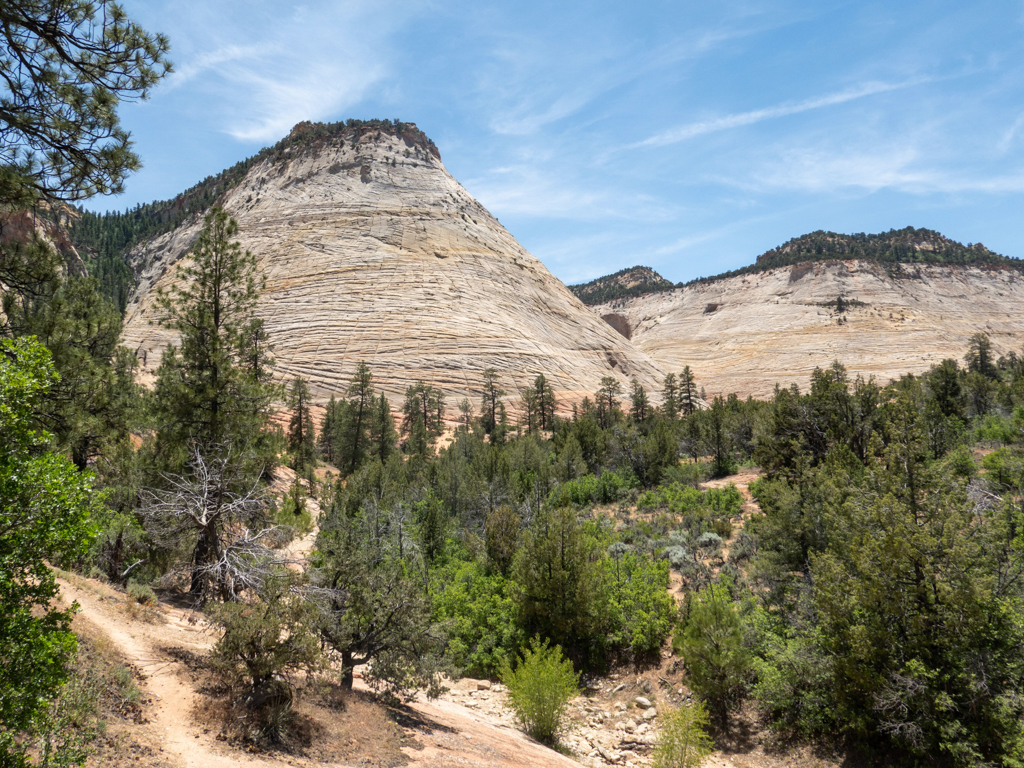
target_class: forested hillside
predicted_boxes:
[689,226,1024,286]
[574,227,1024,306]
[569,266,674,305]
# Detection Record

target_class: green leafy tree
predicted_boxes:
[286,377,316,474]
[499,637,579,746]
[605,552,675,659]
[0,337,102,766]
[151,207,277,472]
[2,273,135,469]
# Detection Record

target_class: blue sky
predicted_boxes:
[92,0,1024,285]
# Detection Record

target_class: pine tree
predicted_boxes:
[522,386,539,434]
[0,1,170,208]
[2,273,133,468]
[662,372,680,421]
[402,381,444,439]
[319,395,338,465]
[965,332,998,380]
[150,207,277,473]
[681,366,698,416]
[458,398,474,432]
[369,393,398,463]
[596,377,622,429]
[338,362,374,474]
[534,373,557,430]
[240,318,274,385]
[630,377,650,423]
[481,368,506,434]
[287,377,316,474]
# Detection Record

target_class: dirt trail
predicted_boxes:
[58,575,583,768]
[59,576,293,768]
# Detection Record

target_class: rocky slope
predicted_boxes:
[120,122,663,409]
[593,260,1024,399]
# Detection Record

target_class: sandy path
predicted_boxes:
[395,693,582,768]
[59,575,583,768]
[59,577,302,768]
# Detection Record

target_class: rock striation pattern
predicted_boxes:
[593,260,1024,399]
[121,124,663,410]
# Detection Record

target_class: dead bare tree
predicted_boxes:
[139,446,286,604]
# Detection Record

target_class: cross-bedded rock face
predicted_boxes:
[592,259,1024,398]
[120,126,663,410]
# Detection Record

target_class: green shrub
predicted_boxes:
[126,581,157,606]
[273,480,314,535]
[975,412,1019,445]
[547,470,636,508]
[209,577,322,743]
[653,700,714,768]
[704,484,742,517]
[662,461,712,487]
[431,558,521,678]
[982,448,1023,488]
[499,637,579,746]
[942,444,977,479]
[604,554,676,659]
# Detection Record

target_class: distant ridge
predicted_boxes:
[573,227,1022,306]
[569,265,674,306]
[705,226,1023,284]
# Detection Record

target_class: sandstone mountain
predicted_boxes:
[117,121,663,410]
[594,256,1024,399]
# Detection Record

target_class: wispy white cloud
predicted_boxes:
[732,143,1024,196]
[632,78,930,148]
[466,164,680,222]
[148,0,417,144]
[998,113,1024,154]
[222,60,387,142]
[164,44,265,90]
[482,17,783,137]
